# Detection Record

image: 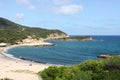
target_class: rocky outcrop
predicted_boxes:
[97,54,113,58]
[16,33,68,46]
[57,36,93,41]
[17,36,54,46]
[97,54,120,58]
[0,43,7,47]
[46,33,69,40]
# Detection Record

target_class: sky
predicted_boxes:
[0,0,120,35]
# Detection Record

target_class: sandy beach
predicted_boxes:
[0,44,51,80]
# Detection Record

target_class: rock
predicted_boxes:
[0,43,7,47]
[97,54,112,58]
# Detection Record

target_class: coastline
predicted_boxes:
[0,42,54,80]
[0,37,93,80]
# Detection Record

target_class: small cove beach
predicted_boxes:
[0,35,120,80]
[0,41,54,80]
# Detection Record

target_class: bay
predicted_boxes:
[7,36,120,65]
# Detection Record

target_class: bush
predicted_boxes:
[39,66,63,80]
[38,56,120,80]
[103,56,120,70]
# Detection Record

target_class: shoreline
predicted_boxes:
[0,42,55,80]
[2,43,60,66]
[0,38,93,80]
[2,45,24,61]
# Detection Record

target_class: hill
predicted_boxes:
[0,17,68,44]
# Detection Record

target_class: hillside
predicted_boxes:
[0,17,68,44]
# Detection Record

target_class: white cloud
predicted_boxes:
[53,0,72,4]
[29,5,36,10]
[15,13,24,19]
[16,0,35,11]
[53,4,83,15]
[16,0,29,5]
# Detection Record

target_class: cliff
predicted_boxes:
[46,33,69,40]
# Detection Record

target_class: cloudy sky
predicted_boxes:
[0,0,120,35]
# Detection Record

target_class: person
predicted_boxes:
[29,64,32,66]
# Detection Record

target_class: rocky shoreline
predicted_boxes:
[49,36,93,41]
[97,54,120,58]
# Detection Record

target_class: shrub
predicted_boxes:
[103,56,120,70]
[38,56,120,80]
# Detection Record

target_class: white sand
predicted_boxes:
[0,45,51,80]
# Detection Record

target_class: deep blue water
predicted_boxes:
[7,36,120,65]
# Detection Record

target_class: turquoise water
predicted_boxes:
[7,36,120,65]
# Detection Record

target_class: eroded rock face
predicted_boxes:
[46,33,69,40]
[16,33,68,46]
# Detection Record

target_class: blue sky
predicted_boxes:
[0,0,120,35]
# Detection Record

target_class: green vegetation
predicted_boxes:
[68,36,91,40]
[58,36,92,41]
[0,17,67,44]
[38,56,120,80]
[0,17,92,44]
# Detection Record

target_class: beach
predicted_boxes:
[0,44,51,80]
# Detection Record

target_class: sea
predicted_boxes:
[7,36,120,65]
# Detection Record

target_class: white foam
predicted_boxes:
[2,45,26,61]
[1,45,53,64]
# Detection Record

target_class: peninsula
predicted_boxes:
[0,17,92,46]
